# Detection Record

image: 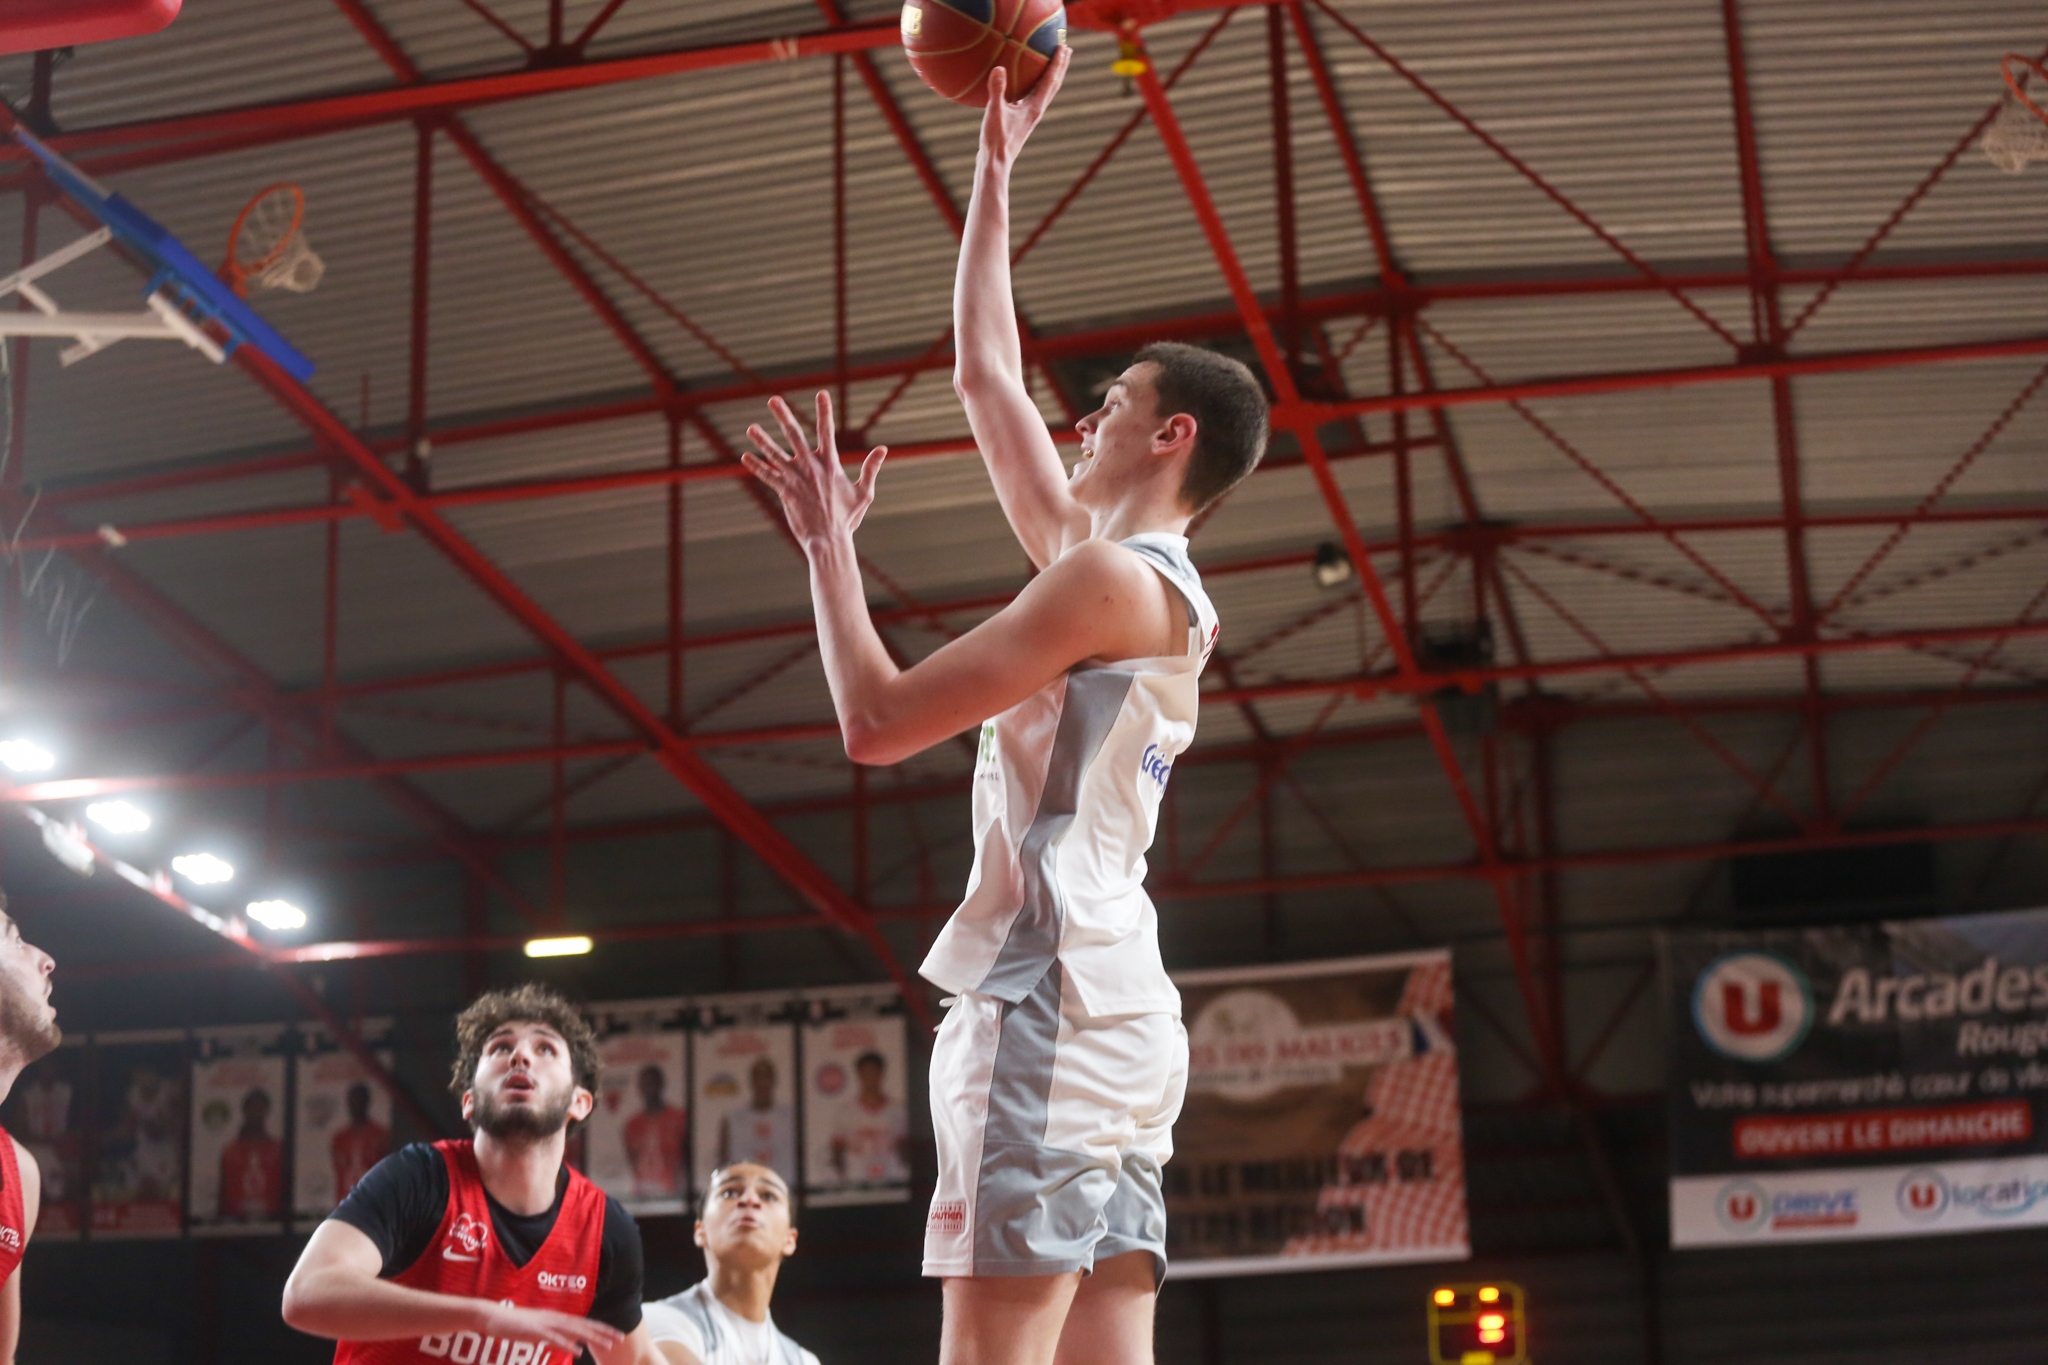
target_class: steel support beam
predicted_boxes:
[1134,46,1567,1069]
[237,344,930,1026]
[302,0,930,1022]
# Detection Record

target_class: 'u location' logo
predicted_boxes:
[1693,952,1813,1062]
[1898,1169,1950,1222]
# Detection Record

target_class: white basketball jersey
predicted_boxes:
[919,533,1218,1019]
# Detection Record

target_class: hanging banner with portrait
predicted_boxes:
[90,1030,188,1239]
[1665,907,2048,1248]
[690,996,798,1197]
[1164,950,1469,1277]
[188,1025,290,1235]
[581,1000,689,1217]
[800,988,910,1207]
[2,1039,87,1240]
[292,1022,395,1221]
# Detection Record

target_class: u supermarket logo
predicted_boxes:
[1716,1180,1770,1233]
[1898,1169,1950,1222]
[1693,952,1813,1062]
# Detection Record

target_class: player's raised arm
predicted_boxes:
[953,48,1088,570]
[744,392,1180,766]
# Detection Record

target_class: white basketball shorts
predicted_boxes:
[923,962,1188,1286]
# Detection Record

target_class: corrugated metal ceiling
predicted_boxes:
[0,0,2043,924]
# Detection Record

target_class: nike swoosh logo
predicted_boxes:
[442,1250,480,1262]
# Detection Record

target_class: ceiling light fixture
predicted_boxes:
[523,935,593,958]
[171,852,235,885]
[1312,542,1354,589]
[245,899,307,931]
[0,739,54,773]
[86,801,151,834]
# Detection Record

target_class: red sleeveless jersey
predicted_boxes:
[0,1127,26,1283]
[334,1140,604,1365]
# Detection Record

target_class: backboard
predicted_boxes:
[6,128,315,380]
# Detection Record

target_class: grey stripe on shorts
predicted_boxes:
[968,965,1175,1280]
[973,962,1111,1272]
[975,667,1135,1003]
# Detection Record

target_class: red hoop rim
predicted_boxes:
[222,183,305,298]
[2001,53,2048,127]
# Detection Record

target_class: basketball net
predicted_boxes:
[1982,54,2048,173]
[223,183,325,298]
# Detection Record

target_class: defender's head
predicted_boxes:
[449,984,600,1143]
[696,1162,798,1272]
[0,895,59,1066]
[1070,342,1268,518]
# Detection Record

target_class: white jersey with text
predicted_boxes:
[919,533,1217,1019]
[643,1282,817,1365]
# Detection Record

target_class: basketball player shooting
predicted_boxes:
[741,46,1268,1365]
[0,897,60,1364]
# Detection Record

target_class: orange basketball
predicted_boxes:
[900,0,1066,108]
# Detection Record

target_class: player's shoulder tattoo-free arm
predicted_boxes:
[836,538,1176,766]
[952,48,1083,570]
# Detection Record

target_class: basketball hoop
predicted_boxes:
[222,183,324,297]
[1982,53,2048,173]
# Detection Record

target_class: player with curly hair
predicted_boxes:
[283,984,662,1365]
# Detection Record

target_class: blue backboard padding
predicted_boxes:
[99,195,316,382]
[17,134,316,383]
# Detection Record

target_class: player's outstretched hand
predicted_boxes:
[979,44,1070,166]
[743,392,887,547]
[472,1301,624,1356]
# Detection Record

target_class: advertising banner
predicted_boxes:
[1164,950,1469,1277]
[583,1001,689,1216]
[188,1026,289,1235]
[292,1023,394,1220]
[800,990,910,1207]
[91,1030,187,1239]
[691,998,798,1195]
[3,1040,86,1239]
[1666,906,2048,1247]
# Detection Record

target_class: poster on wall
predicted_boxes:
[1164,950,1469,1277]
[691,997,798,1195]
[188,1025,290,1235]
[583,1001,689,1216]
[2,1039,87,1240]
[90,1030,187,1239]
[1665,906,2048,1248]
[800,990,910,1207]
[293,1022,394,1221]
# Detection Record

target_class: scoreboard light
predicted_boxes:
[1427,1282,1526,1365]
